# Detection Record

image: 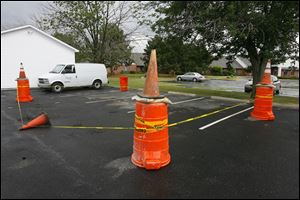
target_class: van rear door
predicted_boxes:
[61,64,79,87]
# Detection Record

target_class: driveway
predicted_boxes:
[1,87,299,198]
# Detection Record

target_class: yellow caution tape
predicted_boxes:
[52,125,134,130]
[135,114,168,128]
[52,103,245,132]
[168,103,243,127]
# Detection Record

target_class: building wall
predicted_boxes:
[107,64,141,75]
[281,69,299,78]
[1,27,76,88]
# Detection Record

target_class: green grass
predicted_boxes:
[108,75,299,105]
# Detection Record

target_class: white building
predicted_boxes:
[1,25,79,89]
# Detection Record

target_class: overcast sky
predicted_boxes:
[1,1,153,53]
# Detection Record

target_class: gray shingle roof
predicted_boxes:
[209,57,251,69]
[130,53,145,66]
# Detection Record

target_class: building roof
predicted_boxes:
[130,53,145,66]
[1,25,79,52]
[209,56,251,69]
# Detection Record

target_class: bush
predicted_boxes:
[210,66,223,75]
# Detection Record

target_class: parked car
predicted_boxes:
[176,72,206,82]
[244,75,281,94]
[38,63,108,93]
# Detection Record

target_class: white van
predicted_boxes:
[38,63,108,92]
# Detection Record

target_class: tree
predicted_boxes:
[36,1,137,71]
[143,35,212,74]
[138,1,299,97]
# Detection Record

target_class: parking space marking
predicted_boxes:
[198,106,254,130]
[85,97,132,104]
[172,97,205,105]
[127,97,205,113]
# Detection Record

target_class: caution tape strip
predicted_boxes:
[168,103,243,127]
[52,103,246,132]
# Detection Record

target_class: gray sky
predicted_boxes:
[1,1,153,53]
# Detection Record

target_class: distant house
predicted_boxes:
[1,25,79,89]
[271,59,299,78]
[129,53,145,72]
[107,53,145,75]
[209,57,251,76]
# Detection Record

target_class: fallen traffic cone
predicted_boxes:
[250,59,275,120]
[131,49,171,170]
[20,113,51,130]
[16,63,33,102]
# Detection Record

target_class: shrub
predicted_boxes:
[210,66,223,75]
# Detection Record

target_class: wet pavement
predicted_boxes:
[175,77,299,97]
[1,87,299,198]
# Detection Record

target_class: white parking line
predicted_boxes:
[127,97,205,113]
[86,97,131,104]
[172,97,205,105]
[198,106,254,130]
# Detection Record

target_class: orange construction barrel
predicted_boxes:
[131,101,170,170]
[251,85,275,120]
[119,76,128,92]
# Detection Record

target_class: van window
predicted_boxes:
[50,64,65,73]
[62,65,76,73]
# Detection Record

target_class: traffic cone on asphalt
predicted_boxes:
[250,59,275,120]
[131,49,171,170]
[16,63,33,102]
[20,113,51,130]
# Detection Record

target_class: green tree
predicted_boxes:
[143,35,212,74]
[52,32,89,62]
[37,1,134,70]
[137,1,299,97]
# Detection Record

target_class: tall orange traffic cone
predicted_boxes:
[142,49,160,98]
[131,49,171,170]
[16,63,33,102]
[250,59,275,120]
[20,113,51,131]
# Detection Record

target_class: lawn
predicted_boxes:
[108,74,299,105]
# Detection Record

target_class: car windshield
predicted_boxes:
[50,64,65,73]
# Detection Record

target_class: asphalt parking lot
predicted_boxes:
[1,87,299,199]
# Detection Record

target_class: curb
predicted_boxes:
[167,91,196,97]
[273,103,299,109]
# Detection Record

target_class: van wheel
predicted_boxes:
[52,83,63,93]
[93,80,102,89]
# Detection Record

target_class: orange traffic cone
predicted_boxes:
[142,49,160,98]
[250,59,275,120]
[260,59,272,84]
[20,113,51,130]
[16,63,33,102]
[19,62,27,79]
[131,49,171,170]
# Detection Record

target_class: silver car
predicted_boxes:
[176,72,206,82]
[244,75,281,94]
